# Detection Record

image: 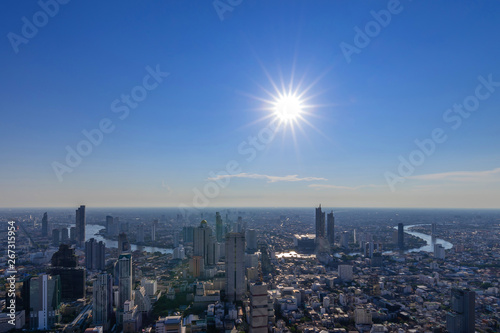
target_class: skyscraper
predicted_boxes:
[193,220,215,266]
[118,254,133,311]
[93,273,113,330]
[49,244,85,300]
[85,238,106,271]
[249,282,269,333]
[151,219,158,242]
[216,212,224,242]
[42,212,48,237]
[398,223,404,250]
[29,274,61,330]
[106,215,113,236]
[118,232,131,254]
[75,205,86,247]
[246,229,257,254]
[446,288,475,333]
[225,232,245,302]
[315,205,325,243]
[326,211,335,246]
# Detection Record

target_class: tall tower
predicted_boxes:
[397,223,404,250]
[249,282,269,333]
[446,288,475,333]
[75,205,86,247]
[85,238,106,271]
[194,220,215,266]
[42,212,48,237]
[315,205,325,243]
[216,212,224,242]
[326,211,335,246]
[246,229,257,254]
[93,273,113,330]
[151,219,158,242]
[29,274,61,330]
[225,232,245,302]
[118,254,133,310]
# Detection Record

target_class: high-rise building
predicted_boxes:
[49,244,85,301]
[137,224,145,243]
[326,211,335,246]
[216,212,224,242]
[446,288,475,333]
[70,227,76,241]
[29,274,61,330]
[106,215,113,235]
[246,229,257,254]
[398,223,404,250]
[338,264,353,282]
[52,229,60,247]
[249,283,269,333]
[118,233,131,254]
[118,254,133,311]
[85,238,106,271]
[431,222,437,235]
[42,212,48,237]
[225,232,245,302]
[75,205,86,247]
[193,220,215,266]
[341,231,350,248]
[434,244,445,260]
[315,205,325,243]
[61,228,69,243]
[182,226,194,244]
[93,273,113,330]
[151,219,158,242]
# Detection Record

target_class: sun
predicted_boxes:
[273,93,303,122]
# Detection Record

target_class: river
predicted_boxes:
[277,224,454,258]
[403,224,453,252]
[83,224,173,254]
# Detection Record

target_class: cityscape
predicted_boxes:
[2,1,500,333]
[0,206,498,332]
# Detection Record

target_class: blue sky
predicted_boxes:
[1,0,500,208]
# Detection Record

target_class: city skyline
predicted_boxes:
[2,1,500,209]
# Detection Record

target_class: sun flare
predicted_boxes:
[273,94,303,122]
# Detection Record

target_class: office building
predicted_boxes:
[434,244,445,260]
[156,316,182,333]
[446,288,475,333]
[338,264,353,282]
[61,228,69,243]
[225,232,245,302]
[93,273,113,330]
[50,244,85,300]
[398,223,404,250]
[29,274,61,330]
[249,283,269,333]
[76,205,86,247]
[341,231,350,248]
[85,238,106,271]
[216,212,224,242]
[246,229,257,254]
[105,215,113,235]
[52,229,60,246]
[315,205,325,242]
[326,210,335,246]
[118,233,131,254]
[42,212,48,237]
[182,226,194,244]
[118,254,133,310]
[194,220,215,266]
[151,219,158,242]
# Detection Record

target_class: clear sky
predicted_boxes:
[1,0,500,209]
